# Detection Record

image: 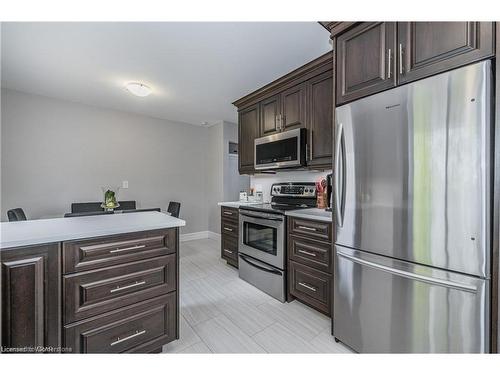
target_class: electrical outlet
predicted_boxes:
[122,180,129,189]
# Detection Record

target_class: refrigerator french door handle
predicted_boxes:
[334,122,344,227]
[239,254,283,275]
[337,250,478,293]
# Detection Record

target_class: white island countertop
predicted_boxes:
[285,208,332,223]
[0,211,186,250]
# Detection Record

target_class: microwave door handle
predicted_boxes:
[239,212,283,221]
[239,254,283,275]
[334,122,344,227]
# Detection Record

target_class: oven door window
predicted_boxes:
[243,222,277,256]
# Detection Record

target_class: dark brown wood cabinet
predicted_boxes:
[1,244,61,352]
[398,22,495,84]
[238,104,260,174]
[287,217,333,316]
[260,94,281,135]
[306,70,333,168]
[336,22,396,105]
[234,52,334,174]
[281,83,306,131]
[335,22,494,104]
[61,228,179,353]
[221,206,239,267]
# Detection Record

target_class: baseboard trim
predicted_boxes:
[180,231,221,242]
[207,231,221,240]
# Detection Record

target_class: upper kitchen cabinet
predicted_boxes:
[233,52,333,174]
[397,22,495,84]
[260,94,281,135]
[238,103,260,174]
[306,70,333,168]
[336,22,396,105]
[281,83,306,131]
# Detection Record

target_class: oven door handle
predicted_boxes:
[239,254,283,275]
[239,212,283,221]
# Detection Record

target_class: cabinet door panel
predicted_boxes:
[238,104,259,174]
[337,22,396,104]
[1,244,61,350]
[281,84,305,131]
[260,95,280,135]
[306,70,333,168]
[398,22,494,84]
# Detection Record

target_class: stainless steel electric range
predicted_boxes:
[238,182,317,302]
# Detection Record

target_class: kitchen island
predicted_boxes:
[0,211,185,353]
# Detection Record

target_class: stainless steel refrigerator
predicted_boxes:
[333,60,492,353]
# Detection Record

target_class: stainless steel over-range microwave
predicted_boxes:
[254,128,307,170]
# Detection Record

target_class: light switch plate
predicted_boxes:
[122,180,129,189]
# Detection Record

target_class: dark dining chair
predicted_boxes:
[167,201,181,218]
[71,200,136,213]
[7,208,27,222]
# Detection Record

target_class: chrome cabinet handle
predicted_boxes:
[387,48,392,79]
[298,282,317,292]
[109,244,146,254]
[309,131,313,160]
[298,226,317,232]
[223,211,233,215]
[110,280,146,294]
[223,227,233,232]
[399,43,404,75]
[224,249,233,254]
[281,114,285,131]
[298,249,317,257]
[110,330,146,346]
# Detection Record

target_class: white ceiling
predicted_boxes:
[1,22,331,126]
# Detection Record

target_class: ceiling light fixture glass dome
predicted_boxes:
[125,82,152,97]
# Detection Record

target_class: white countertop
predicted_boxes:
[0,211,186,250]
[285,208,332,223]
[217,201,265,208]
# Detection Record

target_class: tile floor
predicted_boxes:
[162,237,352,353]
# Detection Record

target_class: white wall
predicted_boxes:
[1,89,209,234]
[205,120,250,233]
[250,170,332,203]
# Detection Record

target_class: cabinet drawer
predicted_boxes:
[63,255,176,324]
[289,235,332,273]
[64,293,176,353]
[288,217,332,242]
[221,219,238,238]
[63,228,177,274]
[221,234,238,265]
[221,206,239,221]
[289,261,331,316]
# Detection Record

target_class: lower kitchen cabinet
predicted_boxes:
[221,206,239,267]
[287,217,333,316]
[64,293,176,353]
[1,227,180,354]
[1,243,61,352]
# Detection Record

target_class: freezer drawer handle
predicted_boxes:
[298,282,317,292]
[110,330,146,346]
[337,250,478,293]
[239,254,282,275]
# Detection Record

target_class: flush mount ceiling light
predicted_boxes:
[125,82,152,97]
